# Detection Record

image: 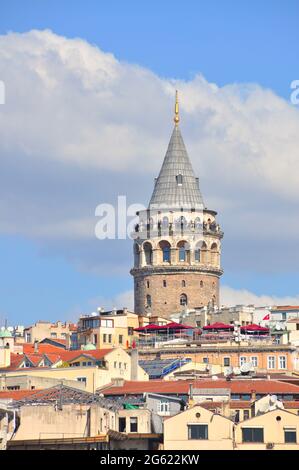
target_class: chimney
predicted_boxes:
[34,340,38,353]
[65,333,71,350]
[189,383,193,400]
[221,401,231,418]
[130,348,139,381]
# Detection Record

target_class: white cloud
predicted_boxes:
[221,285,299,307]
[0,29,298,278]
[85,290,134,313]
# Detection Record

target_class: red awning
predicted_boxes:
[241,324,269,332]
[134,322,194,332]
[203,322,234,330]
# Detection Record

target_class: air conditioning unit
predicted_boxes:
[266,442,275,450]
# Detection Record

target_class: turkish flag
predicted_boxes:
[262,313,270,321]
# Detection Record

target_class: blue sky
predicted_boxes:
[0,1,298,325]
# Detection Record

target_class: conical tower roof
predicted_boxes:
[149,93,204,210]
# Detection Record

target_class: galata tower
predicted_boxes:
[131,92,223,319]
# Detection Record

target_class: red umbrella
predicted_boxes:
[158,322,194,330]
[203,322,234,330]
[134,324,161,332]
[134,321,194,332]
[241,324,269,332]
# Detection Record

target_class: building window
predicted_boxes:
[108,334,112,343]
[234,410,240,423]
[179,245,186,261]
[224,357,230,367]
[279,356,286,369]
[103,334,107,343]
[182,280,186,287]
[195,249,200,262]
[119,417,126,433]
[158,400,170,414]
[176,174,183,185]
[162,245,171,262]
[242,428,264,443]
[267,356,276,369]
[163,280,167,287]
[119,335,123,344]
[51,332,57,338]
[93,334,97,345]
[119,362,122,369]
[124,363,127,370]
[203,357,209,364]
[180,294,188,306]
[143,242,153,265]
[243,410,250,421]
[146,294,152,308]
[130,417,138,432]
[114,361,117,368]
[251,356,258,367]
[101,319,113,328]
[239,356,247,366]
[188,424,208,440]
[77,377,87,383]
[284,428,297,443]
[147,280,150,288]
[200,280,203,288]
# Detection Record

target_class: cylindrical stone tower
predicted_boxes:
[130,92,223,319]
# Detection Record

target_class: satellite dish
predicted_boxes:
[269,395,277,404]
[259,401,270,413]
[233,367,241,375]
[240,362,253,374]
[275,323,282,331]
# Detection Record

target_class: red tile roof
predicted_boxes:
[58,348,113,362]
[101,379,299,396]
[272,306,299,311]
[0,389,41,400]
[23,344,65,355]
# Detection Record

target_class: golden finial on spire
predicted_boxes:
[174,89,179,126]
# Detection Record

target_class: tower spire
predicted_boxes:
[174,90,179,126]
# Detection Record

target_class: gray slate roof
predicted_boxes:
[149,125,204,210]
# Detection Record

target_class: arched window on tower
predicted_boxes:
[146,294,152,308]
[182,280,186,287]
[180,294,188,306]
[143,242,153,265]
[177,241,190,263]
[194,247,201,262]
[134,243,140,267]
[159,240,171,263]
[211,243,218,265]
[201,241,208,263]
[194,217,202,232]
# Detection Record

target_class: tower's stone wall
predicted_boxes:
[133,270,220,318]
